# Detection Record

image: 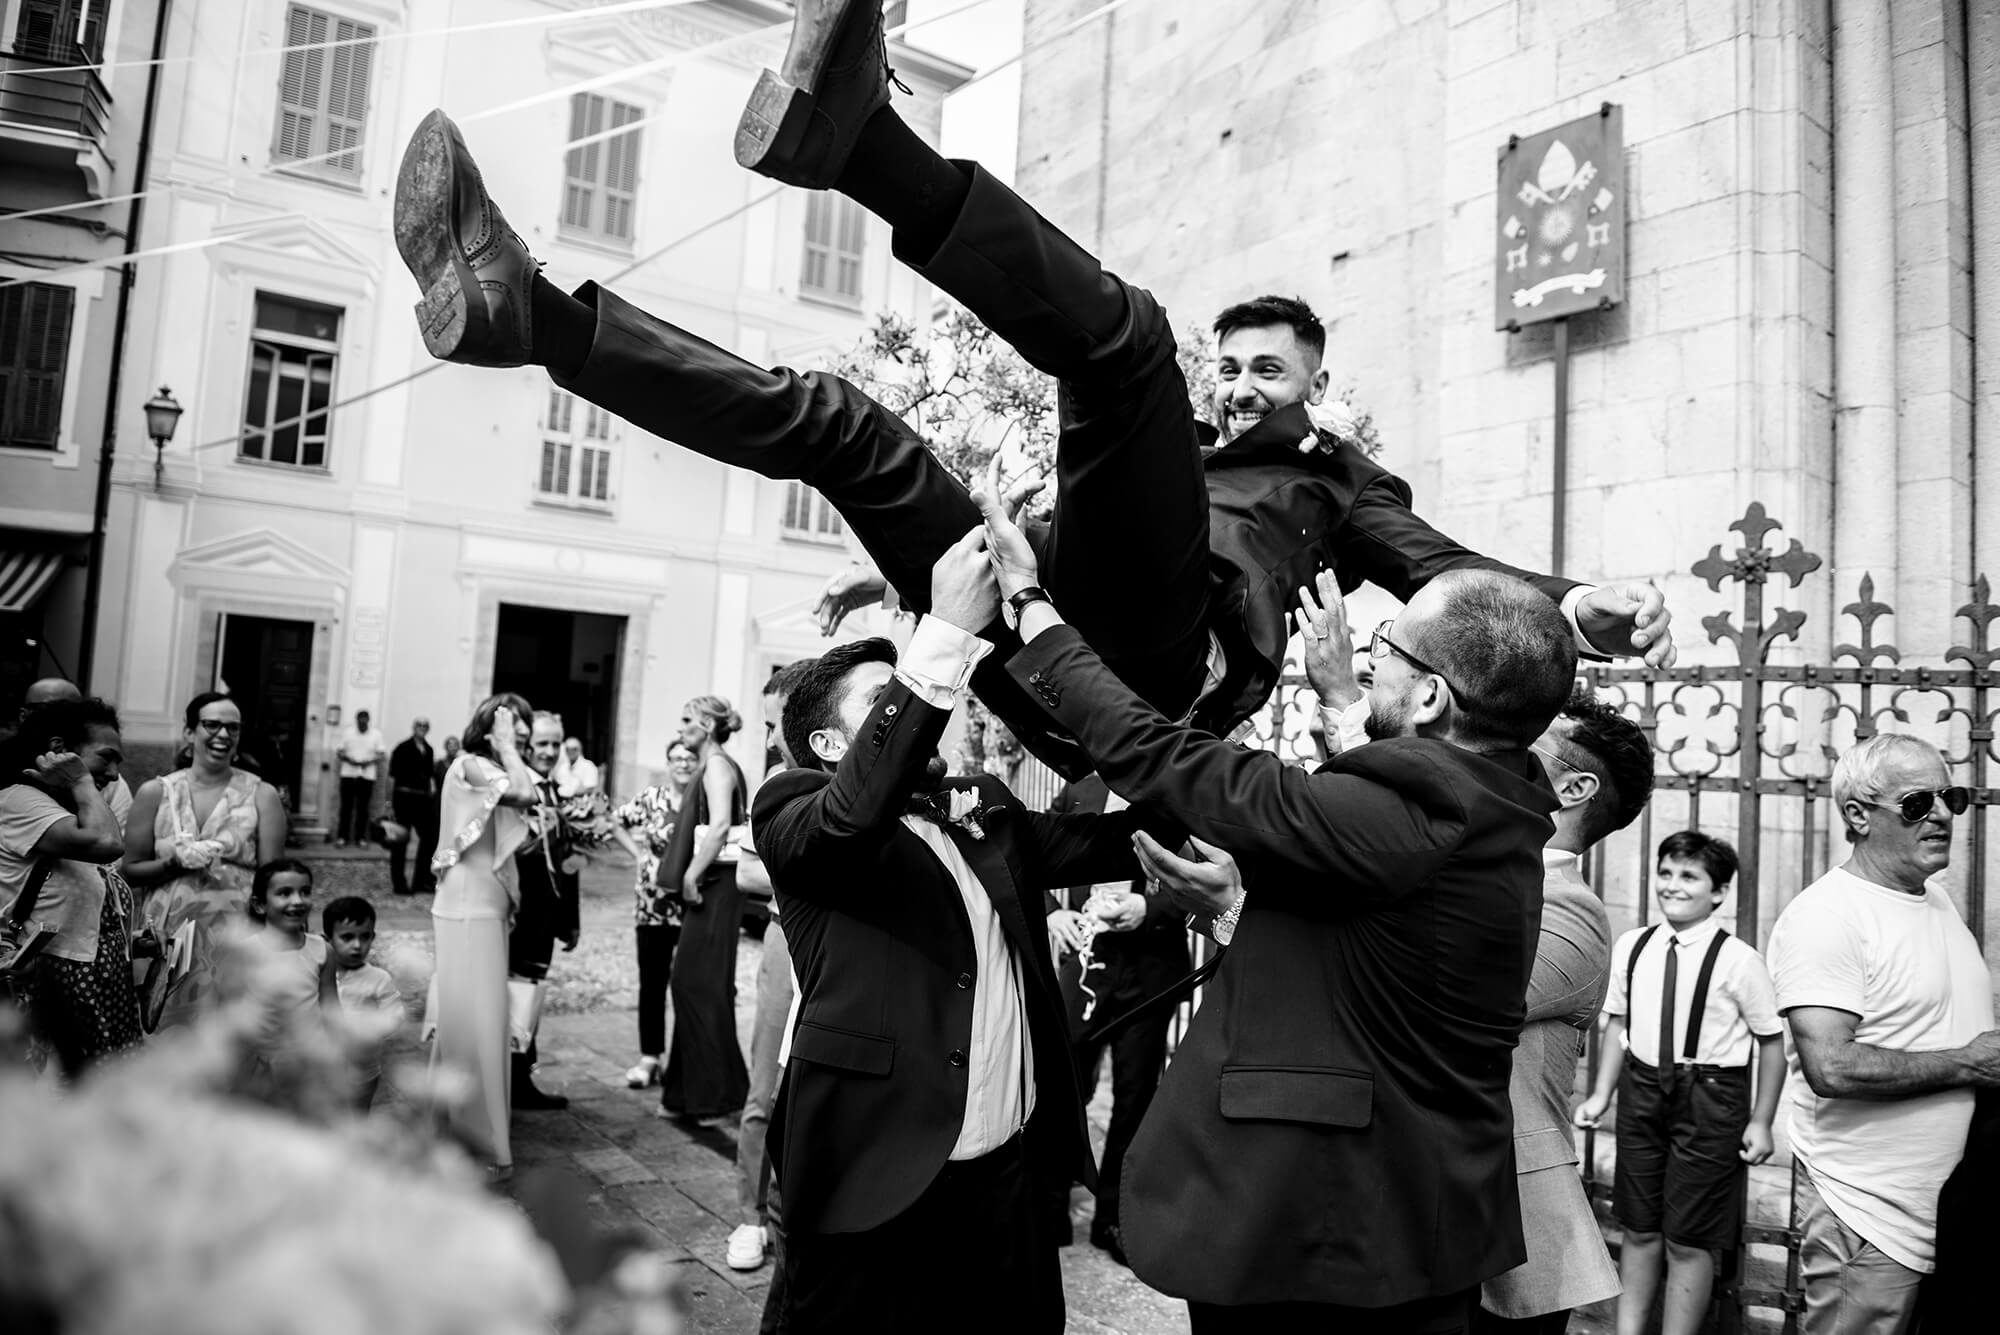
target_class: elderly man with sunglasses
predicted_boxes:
[1765,733,2000,1335]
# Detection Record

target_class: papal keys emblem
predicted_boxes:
[1494,105,1626,330]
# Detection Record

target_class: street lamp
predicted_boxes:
[145,385,182,489]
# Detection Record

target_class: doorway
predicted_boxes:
[214,613,313,808]
[491,603,624,788]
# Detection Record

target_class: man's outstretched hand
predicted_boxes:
[972,455,1046,600]
[814,559,889,637]
[1576,580,1677,668]
[930,527,1000,636]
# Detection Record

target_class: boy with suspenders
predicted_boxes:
[1575,832,1787,1335]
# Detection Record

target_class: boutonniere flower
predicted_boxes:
[945,787,987,841]
[1298,395,1362,455]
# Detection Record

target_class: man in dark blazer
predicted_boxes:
[391,5,1672,777]
[1045,772,1191,1266]
[509,711,581,1111]
[970,484,1581,1332]
[387,716,436,896]
[751,534,1171,1334]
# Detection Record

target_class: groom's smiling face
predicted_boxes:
[1212,324,1330,442]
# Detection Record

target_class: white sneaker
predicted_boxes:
[725,1222,767,1271]
[624,1056,660,1089]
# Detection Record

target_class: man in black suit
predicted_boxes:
[390,0,1672,779]
[752,533,1170,1334]
[510,711,581,1111]
[387,716,436,896]
[1044,772,1190,1267]
[969,478,1580,1333]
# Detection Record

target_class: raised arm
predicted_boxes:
[758,532,1001,889]
[1342,473,1675,667]
[20,754,122,864]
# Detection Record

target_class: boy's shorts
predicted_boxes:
[1612,1057,1751,1250]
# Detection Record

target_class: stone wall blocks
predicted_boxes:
[1631,116,1740,218]
[1654,254,1743,334]
[1555,3,1692,102]
[1446,46,1559,139]
[1891,122,1951,209]
[1447,2,1521,77]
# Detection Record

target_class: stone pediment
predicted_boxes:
[211,214,375,276]
[169,527,350,587]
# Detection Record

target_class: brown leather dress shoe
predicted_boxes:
[734,0,896,188]
[394,109,536,367]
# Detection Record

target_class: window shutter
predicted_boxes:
[276,6,328,164]
[0,285,74,448]
[15,0,64,60]
[801,194,831,292]
[321,17,375,176]
[836,198,866,299]
[602,103,642,240]
[562,94,605,231]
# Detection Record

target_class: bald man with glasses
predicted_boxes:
[1767,733,2000,1334]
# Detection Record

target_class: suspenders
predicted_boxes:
[1625,924,1734,1066]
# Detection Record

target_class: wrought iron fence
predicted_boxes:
[1014,500,1998,1330]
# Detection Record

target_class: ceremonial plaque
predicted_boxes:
[1495,105,1625,329]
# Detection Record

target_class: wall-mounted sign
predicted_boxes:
[1495,104,1624,329]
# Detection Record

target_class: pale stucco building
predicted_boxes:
[3,0,965,827]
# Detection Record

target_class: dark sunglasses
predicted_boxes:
[1867,787,1971,822]
[196,719,242,736]
[1369,619,1457,696]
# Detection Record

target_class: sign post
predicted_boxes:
[1496,104,1625,576]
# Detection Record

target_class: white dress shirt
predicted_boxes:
[1604,915,1781,1067]
[897,616,1035,1160]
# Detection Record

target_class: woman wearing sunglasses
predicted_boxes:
[122,692,288,1029]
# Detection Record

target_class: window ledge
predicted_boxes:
[0,442,63,457]
[531,495,617,517]
[796,289,864,313]
[234,454,334,477]
[555,228,636,258]
[780,528,848,548]
[269,163,368,194]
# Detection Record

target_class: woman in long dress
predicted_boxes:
[660,695,750,1120]
[122,693,287,1029]
[609,740,698,1088]
[429,693,537,1175]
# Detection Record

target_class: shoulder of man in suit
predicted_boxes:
[750,765,831,821]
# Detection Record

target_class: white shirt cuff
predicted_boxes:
[895,615,993,710]
[1560,584,1600,655]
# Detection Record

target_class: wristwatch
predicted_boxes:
[1003,585,1052,631]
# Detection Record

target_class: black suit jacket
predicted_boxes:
[1009,625,1557,1308]
[390,737,434,793]
[754,671,1164,1237]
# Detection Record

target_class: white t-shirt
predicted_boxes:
[1767,865,1995,1271]
[338,728,387,781]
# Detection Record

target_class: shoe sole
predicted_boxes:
[725,1252,768,1272]
[394,110,486,362]
[734,71,816,183]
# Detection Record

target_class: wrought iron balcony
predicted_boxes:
[0,50,113,198]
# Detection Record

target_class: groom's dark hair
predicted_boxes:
[783,638,899,774]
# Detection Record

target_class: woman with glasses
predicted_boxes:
[122,692,288,1028]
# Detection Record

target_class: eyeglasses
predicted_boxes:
[196,719,242,736]
[1531,742,1587,779]
[1369,620,1457,697]
[1867,787,1971,823]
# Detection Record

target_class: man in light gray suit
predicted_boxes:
[1478,690,1655,1332]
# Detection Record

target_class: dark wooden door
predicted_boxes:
[217,614,312,808]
